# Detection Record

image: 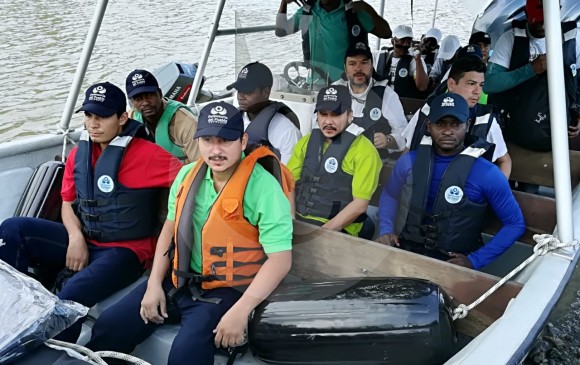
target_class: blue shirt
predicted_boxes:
[378,150,525,270]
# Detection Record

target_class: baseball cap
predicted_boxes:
[526,0,544,25]
[193,102,244,141]
[437,35,461,60]
[423,28,443,43]
[393,25,413,40]
[226,62,273,92]
[315,85,352,114]
[469,31,491,45]
[456,44,483,61]
[126,69,159,99]
[345,41,373,61]
[75,82,127,118]
[428,93,470,124]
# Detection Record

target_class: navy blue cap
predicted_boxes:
[456,44,483,61]
[226,62,273,92]
[469,31,491,45]
[428,93,470,123]
[75,82,127,118]
[345,41,373,61]
[315,85,352,114]
[126,69,159,99]
[194,102,244,141]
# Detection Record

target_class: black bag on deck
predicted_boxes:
[249,277,456,365]
[14,161,65,221]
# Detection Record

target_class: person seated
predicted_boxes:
[83,102,293,365]
[420,27,443,73]
[376,93,525,270]
[126,69,199,163]
[334,41,408,158]
[469,31,492,64]
[0,82,182,342]
[375,25,429,99]
[227,61,302,164]
[403,57,512,178]
[287,85,383,239]
[275,0,392,83]
[429,34,460,86]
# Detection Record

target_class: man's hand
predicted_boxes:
[531,55,547,75]
[374,133,388,149]
[66,232,88,271]
[447,253,473,268]
[568,117,580,139]
[375,233,399,247]
[140,283,168,324]
[214,308,248,348]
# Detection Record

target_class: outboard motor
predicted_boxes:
[249,277,457,365]
[153,62,205,103]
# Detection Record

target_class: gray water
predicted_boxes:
[0,0,475,142]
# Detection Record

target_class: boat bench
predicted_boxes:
[399,97,425,120]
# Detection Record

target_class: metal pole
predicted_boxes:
[375,0,386,50]
[187,0,227,107]
[431,0,439,28]
[217,24,276,36]
[544,0,574,242]
[58,0,108,132]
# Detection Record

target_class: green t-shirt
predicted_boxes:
[287,131,382,236]
[167,157,293,273]
[292,1,375,82]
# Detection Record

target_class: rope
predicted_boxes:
[452,234,579,321]
[45,339,151,365]
[57,126,76,163]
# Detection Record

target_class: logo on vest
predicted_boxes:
[97,175,115,193]
[324,157,339,173]
[351,25,361,37]
[89,86,107,103]
[398,68,408,78]
[369,107,382,121]
[444,186,463,204]
[441,97,454,107]
[572,64,577,77]
[208,105,229,124]
[131,73,145,87]
[534,112,547,124]
[239,67,249,79]
[323,87,338,102]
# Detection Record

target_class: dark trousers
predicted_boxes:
[86,278,243,365]
[0,217,143,342]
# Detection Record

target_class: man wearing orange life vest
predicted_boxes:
[84,102,294,365]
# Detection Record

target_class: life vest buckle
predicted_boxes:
[424,238,437,249]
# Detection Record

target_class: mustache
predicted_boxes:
[394,43,410,49]
[322,125,337,131]
[209,155,227,161]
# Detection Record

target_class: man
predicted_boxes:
[469,31,492,64]
[0,82,182,341]
[484,0,580,151]
[403,57,513,178]
[334,41,408,158]
[226,61,302,164]
[377,93,525,270]
[420,27,443,73]
[429,34,461,86]
[126,69,199,162]
[84,102,293,365]
[375,25,429,99]
[275,0,392,83]
[287,85,382,238]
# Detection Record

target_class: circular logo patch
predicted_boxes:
[97,175,114,193]
[398,68,408,78]
[351,25,361,37]
[444,186,463,204]
[571,64,577,77]
[369,107,382,121]
[324,157,339,174]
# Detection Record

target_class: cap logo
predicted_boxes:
[468,45,475,53]
[89,86,107,102]
[351,25,361,37]
[326,88,337,95]
[442,97,455,107]
[211,105,228,116]
[239,68,249,79]
[93,86,106,94]
[445,186,463,204]
[208,105,229,124]
[323,87,338,102]
[355,42,366,50]
[131,73,146,87]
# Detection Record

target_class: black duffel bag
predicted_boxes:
[249,277,456,365]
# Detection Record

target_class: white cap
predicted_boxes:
[392,25,413,40]
[436,35,461,60]
[423,28,443,43]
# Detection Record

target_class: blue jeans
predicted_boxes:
[0,217,144,342]
[87,279,243,365]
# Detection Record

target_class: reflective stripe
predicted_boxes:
[564,28,576,42]
[514,27,527,37]
[421,103,431,115]
[420,135,433,146]
[346,123,365,136]
[474,114,491,126]
[462,146,487,158]
[109,136,133,148]
[80,130,90,141]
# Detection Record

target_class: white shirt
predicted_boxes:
[372,50,428,88]
[333,78,408,152]
[402,106,508,162]
[243,112,302,165]
[489,30,547,68]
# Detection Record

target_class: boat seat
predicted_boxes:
[0,167,33,223]
[399,97,425,119]
[507,142,580,188]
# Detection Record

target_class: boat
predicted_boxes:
[1,0,580,364]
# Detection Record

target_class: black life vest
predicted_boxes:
[296,127,365,221]
[245,101,301,159]
[488,20,578,151]
[301,0,369,65]
[351,85,393,158]
[395,137,491,254]
[376,51,422,98]
[73,119,161,242]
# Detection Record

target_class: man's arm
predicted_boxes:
[275,0,302,37]
[483,61,538,94]
[322,197,370,231]
[495,153,512,179]
[413,56,429,91]
[61,201,89,271]
[174,110,200,163]
[382,88,409,152]
[353,1,392,39]
[377,153,411,236]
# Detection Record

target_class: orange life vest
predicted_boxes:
[172,146,293,290]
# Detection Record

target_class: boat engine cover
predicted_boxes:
[153,62,205,103]
[249,277,456,365]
